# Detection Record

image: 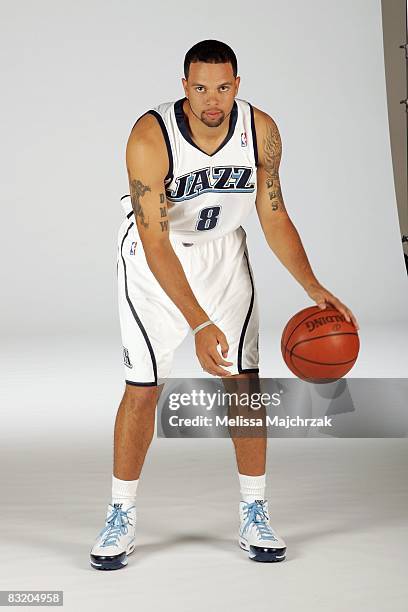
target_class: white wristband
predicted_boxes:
[192,320,213,335]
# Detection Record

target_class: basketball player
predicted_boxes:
[90,40,359,570]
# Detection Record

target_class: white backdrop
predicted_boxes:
[1,0,407,339]
[1,7,408,608]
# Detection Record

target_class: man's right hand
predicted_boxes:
[195,324,234,376]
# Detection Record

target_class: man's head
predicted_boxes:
[182,40,240,128]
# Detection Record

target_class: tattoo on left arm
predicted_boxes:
[263,121,286,213]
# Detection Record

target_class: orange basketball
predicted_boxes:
[281,305,359,383]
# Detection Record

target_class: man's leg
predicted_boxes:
[222,372,287,562]
[113,382,165,480]
[222,372,266,477]
[90,382,165,570]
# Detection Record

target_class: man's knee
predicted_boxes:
[122,382,164,405]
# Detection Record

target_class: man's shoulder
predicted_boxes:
[126,104,174,176]
[127,117,164,163]
[129,111,162,143]
[250,105,279,134]
[247,104,282,169]
[128,100,175,144]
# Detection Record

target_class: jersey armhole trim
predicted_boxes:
[248,103,259,167]
[146,109,174,182]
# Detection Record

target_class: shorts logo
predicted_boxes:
[130,241,137,255]
[241,131,247,147]
[123,347,133,368]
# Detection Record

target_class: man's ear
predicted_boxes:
[235,75,241,94]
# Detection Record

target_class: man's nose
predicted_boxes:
[205,91,220,106]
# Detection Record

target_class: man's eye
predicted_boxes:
[195,87,204,92]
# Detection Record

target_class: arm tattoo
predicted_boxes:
[129,178,150,228]
[159,193,169,231]
[263,121,286,213]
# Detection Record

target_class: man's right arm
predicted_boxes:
[125,115,233,376]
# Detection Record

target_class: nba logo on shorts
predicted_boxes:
[130,241,137,255]
[241,131,247,147]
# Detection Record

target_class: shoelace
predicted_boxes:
[99,504,135,548]
[241,501,277,542]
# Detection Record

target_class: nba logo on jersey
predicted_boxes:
[130,241,137,255]
[241,131,247,147]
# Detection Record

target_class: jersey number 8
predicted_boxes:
[196,206,221,231]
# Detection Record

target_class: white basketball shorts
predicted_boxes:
[117,205,259,386]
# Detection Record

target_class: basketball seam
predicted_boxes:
[284,328,359,379]
[282,306,333,353]
[291,354,357,366]
[288,350,306,379]
[288,331,359,366]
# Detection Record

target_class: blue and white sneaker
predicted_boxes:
[90,502,136,570]
[239,500,286,562]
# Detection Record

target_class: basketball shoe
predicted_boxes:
[239,500,286,562]
[90,502,136,570]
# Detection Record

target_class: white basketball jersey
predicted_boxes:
[122,97,259,243]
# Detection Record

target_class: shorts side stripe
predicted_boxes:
[238,250,259,374]
[120,222,158,385]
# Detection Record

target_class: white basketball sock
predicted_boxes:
[238,472,266,503]
[111,474,139,507]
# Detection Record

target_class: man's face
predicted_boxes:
[182,62,240,128]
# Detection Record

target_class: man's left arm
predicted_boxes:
[253,108,359,329]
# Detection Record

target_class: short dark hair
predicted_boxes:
[184,40,238,79]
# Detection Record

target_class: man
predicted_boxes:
[90,40,359,570]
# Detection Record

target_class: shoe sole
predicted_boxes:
[239,538,286,563]
[90,542,135,571]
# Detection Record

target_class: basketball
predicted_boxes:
[281,305,360,383]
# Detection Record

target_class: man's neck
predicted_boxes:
[182,98,231,145]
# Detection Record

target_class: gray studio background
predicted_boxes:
[1,1,407,611]
[1,0,407,338]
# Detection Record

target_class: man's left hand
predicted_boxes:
[306,282,359,330]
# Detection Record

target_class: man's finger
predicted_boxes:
[347,310,359,330]
[325,296,345,313]
[330,301,355,325]
[209,348,233,367]
[205,354,233,376]
[316,294,359,330]
[217,334,229,357]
